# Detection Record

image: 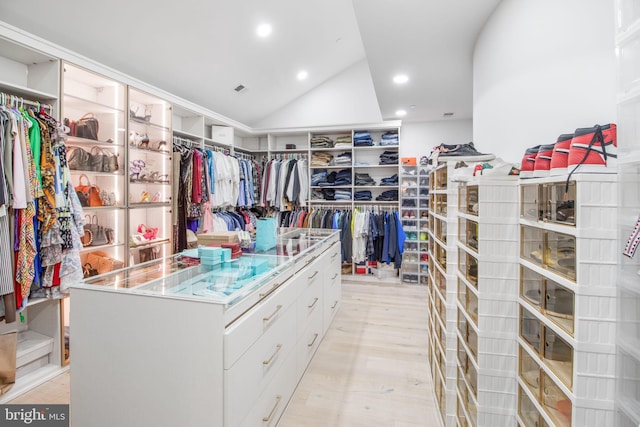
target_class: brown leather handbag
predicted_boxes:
[75,174,103,207]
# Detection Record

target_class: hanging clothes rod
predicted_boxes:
[0,92,53,111]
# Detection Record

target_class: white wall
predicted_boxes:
[401,119,473,160]
[253,59,382,129]
[473,0,616,164]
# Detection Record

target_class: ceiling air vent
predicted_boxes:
[234,84,247,93]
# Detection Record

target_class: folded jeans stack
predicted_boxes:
[334,190,352,200]
[354,131,373,147]
[311,169,328,186]
[335,135,353,148]
[354,190,372,201]
[355,172,376,186]
[318,171,337,186]
[379,150,398,165]
[311,189,324,200]
[311,135,334,148]
[334,169,352,186]
[380,131,399,146]
[332,152,352,165]
[311,152,334,167]
[322,189,335,200]
[376,189,398,201]
[380,174,399,186]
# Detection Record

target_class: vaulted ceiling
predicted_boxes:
[0,0,501,128]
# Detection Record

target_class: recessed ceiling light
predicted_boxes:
[393,74,409,84]
[256,24,272,38]
[395,109,407,117]
[297,70,308,80]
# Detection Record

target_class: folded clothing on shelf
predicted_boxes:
[354,190,372,201]
[379,150,399,165]
[335,135,353,147]
[311,169,328,186]
[379,174,399,186]
[332,152,352,165]
[376,189,399,201]
[311,135,334,148]
[354,172,376,186]
[380,131,399,146]
[311,152,334,167]
[354,131,373,146]
[334,190,352,200]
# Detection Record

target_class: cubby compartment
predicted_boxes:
[434,216,447,243]
[521,226,544,267]
[458,217,478,252]
[543,329,573,389]
[520,266,575,335]
[458,248,478,288]
[546,182,576,226]
[521,184,541,221]
[433,193,448,216]
[541,372,572,427]
[458,308,478,359]
[458,279,478,326]
[545,231,575,280]
[520,346,541,396]
[520,307,542,354]
[434,239,447,271]
[434,165,448,190]
[619,35,640,94]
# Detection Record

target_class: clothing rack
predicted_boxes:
[203,140,230,155]
[272,152,307,160]
[0,92,54,111]
[234,152,255,160]
[172,136,195,147]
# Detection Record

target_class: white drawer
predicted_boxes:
[323,278,341,334]
[238,350,298,427]
[224,304,296,427]
[224,275,299,369]
[296,299,325,379]
[296,275,323,338]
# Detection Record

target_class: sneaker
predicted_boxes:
[533,144,555,177]
[520,146,540,178]
[567,123,617,173]
[549,133,574,176]
[436,142,494,160]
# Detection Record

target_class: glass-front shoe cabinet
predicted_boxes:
[518,175,617,427]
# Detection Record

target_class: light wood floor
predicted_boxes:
[9,281,441,427]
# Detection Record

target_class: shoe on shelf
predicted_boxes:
[549,133,574,176]
[567,123,617,174]
[520,145,541,178]
[532,144,556,177]
[435,142,495,160]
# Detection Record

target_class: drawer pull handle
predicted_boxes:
[263,344,283,366]
[331,252,338,260]
[331,300,338,309]
[308,297,319,309]
[259,283,280,299]
[331,273,338,281]
[307,333,319,348]
[262,395,282,423]
[263,305,283,322]
[308,271,319,281]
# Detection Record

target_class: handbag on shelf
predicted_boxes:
[75,174,103,207]
[89,147,119,173]
[76,113,99,140]
[67,146,92,171]
[82,263,99,278]
[81,215,110,247]
[86,250,124,275]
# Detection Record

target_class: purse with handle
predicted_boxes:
[76,113,99,140]
[82,215,110,247]
[75,174,103,207]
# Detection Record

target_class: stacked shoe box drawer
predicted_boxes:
[517,175,617,427]
[427,161,460,427]
[456,178,520,427]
